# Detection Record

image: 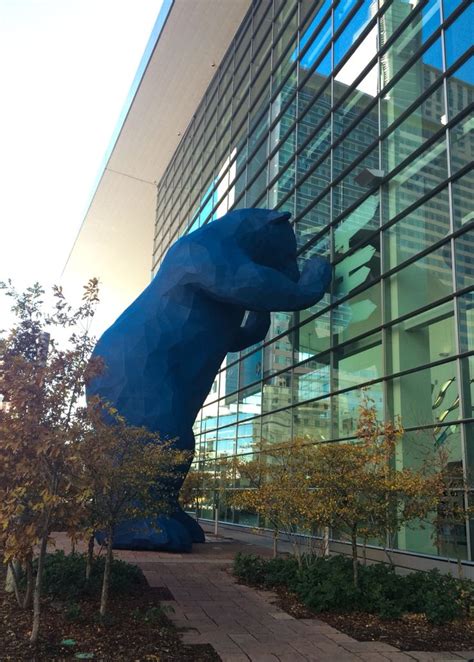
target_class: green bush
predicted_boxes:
[26,551,143,601]
[233,552,474,624]
[233,553,267,586]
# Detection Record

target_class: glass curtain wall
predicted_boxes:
[153,0,473,560]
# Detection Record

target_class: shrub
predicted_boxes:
[233,552,474,623]
[25,551,143,601]
[233,553,267,586]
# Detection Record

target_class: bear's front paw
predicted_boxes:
[300,257,332,298]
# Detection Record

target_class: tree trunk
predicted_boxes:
[351,527,358,588]
[23,557,33,609]
[6,561,22,607]
[86,535,95,581]
[30,533,48,643]
[323,527,330,558]
[273,529,278,558]
[100,528,113,618]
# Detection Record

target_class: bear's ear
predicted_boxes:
[269,211,291,224]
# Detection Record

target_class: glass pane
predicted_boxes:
[261,409,292,445]
[446,57,474,122]
[386,301,456,375]
[450,113,474,177]
[382,186,450,270]
[293,353,330,403]
[458,292,474,353]
[385,245,453,322]
[334,192,380,260]
[332,281,382,343]
[298,15,331,71]
[263,331,294,379]
[387,359,460,429]
[333,63,378,139]
[333,144,380,217]
[298,54,331,115]
[461,355,474,419]
[333,381,384,439]
[444,3,473,69]
[334,0,374,66]
[333,113,379,178]
[239,350,263,389]
[295,193,330,248]
[333,331,383,391]
[295,308,331,358]
[382,135,448,224]
[292,397,331,441]
[236,420,259,454]
[382,85,445,175]
[455,229,474,291]
[379,0,441,90]
[334,234,380,301]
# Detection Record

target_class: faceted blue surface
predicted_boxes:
[87,208,332,552]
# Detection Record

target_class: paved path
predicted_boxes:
[54,531,474,662]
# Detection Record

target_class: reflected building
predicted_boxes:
[149,0,473,563]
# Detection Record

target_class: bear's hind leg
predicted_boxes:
[169,506,206,543]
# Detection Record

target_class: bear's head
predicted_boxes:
[223,208,300,282]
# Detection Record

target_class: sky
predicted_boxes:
[0,0,164,327]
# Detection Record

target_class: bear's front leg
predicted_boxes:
[228,311,271,352]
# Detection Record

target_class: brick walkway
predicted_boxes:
[115,534,474,662]
[54,531,474,662]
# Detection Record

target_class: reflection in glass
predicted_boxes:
[292,397,331,441]
[293,354,330,404]
[386,302,456,375]
[382,187,450,270]
[387,359,460,431]
[333,332,382,391]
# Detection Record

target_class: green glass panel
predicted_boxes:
[238,385,262,421]
[382,85,446,175]
[262,369,292,415]
[386,301,456,375]
[333,63,378,139]
[292,353,330,404]
[292,397,331,441]
[450,113,474,177]
[382,135,448,224]
[382,186,450,270]
[334,192,379,259]
[385,245,453,322]
[333,144,380,217]
[333,381,383,439]
[332,281,382,344]
[452,171,474,231]
[295,307,331,359]
[461,355,474,419]
[261,408,292,445]
[387,358,460,429]
[333,332,382,391]
[295,194,330,248]
[455,229,473,291]
[458,292,474,353]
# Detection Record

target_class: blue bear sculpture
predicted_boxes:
[87,208,331,552]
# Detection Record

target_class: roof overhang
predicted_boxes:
[62,0,251,332]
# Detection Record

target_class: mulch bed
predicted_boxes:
[0,562,219,661]
[272,585,474,652]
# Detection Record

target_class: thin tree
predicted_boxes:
[77,399,190,618]
[0,279,101,643]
